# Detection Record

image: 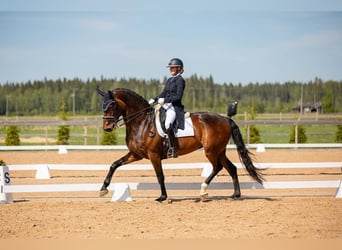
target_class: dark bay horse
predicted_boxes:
[97,88,264,202]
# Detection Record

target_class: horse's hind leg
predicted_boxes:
[222,157,241,199]
[200,151,223,201]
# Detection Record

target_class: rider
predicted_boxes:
[149,58,186,158]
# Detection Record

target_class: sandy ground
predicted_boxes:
[0,148,341,239]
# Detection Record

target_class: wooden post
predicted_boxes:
[84,126,87,145]
[45,127,48,151]
[247,125,250,145]
[97,126,100,146]
[84,117,87,145]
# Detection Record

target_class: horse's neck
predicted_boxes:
[125,109,154,135]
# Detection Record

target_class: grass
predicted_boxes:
[0,126,127,146]
[246,124,337,143]
[0,113,340,145]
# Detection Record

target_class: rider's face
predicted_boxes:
[169,66,178,76]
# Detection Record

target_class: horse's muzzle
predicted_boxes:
[104,127,113,132]
[102,116,116,132]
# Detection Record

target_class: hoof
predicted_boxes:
[155,195,167,203]
[99,189,109,197]
[230,193,241,200]
[200,192,208,202]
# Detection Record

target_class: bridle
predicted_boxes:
[102,100,117,121]
[102,99,153,129]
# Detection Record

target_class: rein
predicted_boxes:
[103,105,153,129]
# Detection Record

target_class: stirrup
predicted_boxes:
[167,148,178,158]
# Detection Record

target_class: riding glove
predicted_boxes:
[158,98,165,105]
[148,98,155,105]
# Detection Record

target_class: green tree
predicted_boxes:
[322,89,334,113]
[1,77,342,115]
[56,99,70,145]
[5,126,20,146]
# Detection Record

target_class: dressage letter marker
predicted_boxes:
[0,166,13,204]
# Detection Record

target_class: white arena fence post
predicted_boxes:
[58,145,68,154]
[111,183,132,202]
[335,180,342,198]
[35,165,51,180]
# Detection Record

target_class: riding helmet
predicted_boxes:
[167,58,183,68]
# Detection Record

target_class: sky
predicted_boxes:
[1,0,342,85]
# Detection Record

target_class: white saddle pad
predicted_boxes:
[154,104,195,138]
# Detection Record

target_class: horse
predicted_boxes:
[97,87,264,202]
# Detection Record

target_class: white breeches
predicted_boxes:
[162,103,176,130]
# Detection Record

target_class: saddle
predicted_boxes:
[154,104,193,136]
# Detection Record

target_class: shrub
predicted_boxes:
[56,99,70,145]
[249,125,262,143]
[289,125,307,143]
[101,130,118,145]
[246,105,262,143]
[335,124,342,143]
[5,126,20,146]
[57,125,70,145]
[0,158,7,166]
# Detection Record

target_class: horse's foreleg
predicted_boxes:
[100,158,124,196]
[155,173,167,202]
[100,152,141,197]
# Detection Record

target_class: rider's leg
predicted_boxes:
[166,126,177,158]
[164,106,177,158]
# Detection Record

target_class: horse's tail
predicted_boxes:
[227,117,264,184]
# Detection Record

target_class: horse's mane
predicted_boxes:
[114,88,149,106]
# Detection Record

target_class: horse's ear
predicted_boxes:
[108,90,115,100]
[96,87,106,97]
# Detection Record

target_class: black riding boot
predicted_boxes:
[166,128,178,158]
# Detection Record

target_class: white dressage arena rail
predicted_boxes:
[3,162,342,199]
[7,162,342,171]
[4,181,341,193]
[1,143,342,151]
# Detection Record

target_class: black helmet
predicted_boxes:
[167,58,183,68]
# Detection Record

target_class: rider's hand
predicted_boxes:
[158,98,165,105]
[148,98,155,105]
